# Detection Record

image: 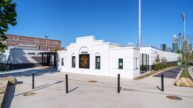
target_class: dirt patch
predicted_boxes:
[88,80,97,83]
[166,95,182,100]
[23,91,36,96]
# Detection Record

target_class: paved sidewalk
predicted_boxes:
[9,71,193,108]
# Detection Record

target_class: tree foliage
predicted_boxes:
[182,40,191,67]
[0,0,17,53]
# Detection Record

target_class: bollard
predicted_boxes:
[161,74,164,91]
[32,73,35,89]
[117,74,120,93]
[65,74,69,93]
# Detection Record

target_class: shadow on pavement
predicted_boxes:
[14,80,64,97]
[3,85,16,108]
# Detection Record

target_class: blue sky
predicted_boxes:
[8,0,193,48]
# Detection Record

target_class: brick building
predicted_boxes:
[6,34,61,51]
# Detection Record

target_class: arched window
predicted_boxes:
[79,46,89,54]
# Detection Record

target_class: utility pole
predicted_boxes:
[45,35,48,51]
[138,0,142,48]
[182,13,186,40]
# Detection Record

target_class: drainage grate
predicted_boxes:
[166,96,182,100]
[23,91,36,96]
[88,80,97,83]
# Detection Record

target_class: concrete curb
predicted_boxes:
[173,68,183,85]
[188,66,193,79]
[175,68,183,81]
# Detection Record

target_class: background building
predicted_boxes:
[172,34,179,52]
[0,34,60,70]
[160,44,167,51]
[6,34,61,51]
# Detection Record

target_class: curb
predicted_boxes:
[188,66,193,79]
[173,68,183,85]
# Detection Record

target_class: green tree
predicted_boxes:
[0,0,17,53]
[190,51,193,61]
[182,40,191,67]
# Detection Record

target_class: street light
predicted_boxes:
[44,35,49,51]
[178,33,182,54]
[181,13,186,40]
[138,0,142,48]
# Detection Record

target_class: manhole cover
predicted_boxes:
[166,96,182,100]
[88,80,97,83]
[23,91,36,96]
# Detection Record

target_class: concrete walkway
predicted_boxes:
[9,71,193,108]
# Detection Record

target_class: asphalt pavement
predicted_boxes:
[153,67,181,79]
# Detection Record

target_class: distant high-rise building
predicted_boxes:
[160,44,166,51]
[172,34,179,52]
[166,47,171,52]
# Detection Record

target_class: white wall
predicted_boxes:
[109,47,140,78]
[57,36,141,79]
[140,47,179,65]
[58,36,111,76]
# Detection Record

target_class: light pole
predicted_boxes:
[44,35,48,51]
[181,13,186,41]
[178,33,181,54]
[138,0,142,48]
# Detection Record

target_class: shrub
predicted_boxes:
[152,62,169,71]
[140,65,147,71]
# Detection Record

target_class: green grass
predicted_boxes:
[134,71,156,80]
[180,69,192,79]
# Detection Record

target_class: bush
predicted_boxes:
[152,62,169,71]
[140,65,147,71]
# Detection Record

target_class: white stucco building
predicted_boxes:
[57,36,140,78]
[57,36,179,79]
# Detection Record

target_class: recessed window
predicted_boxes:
[61,58,64,66]
[118,58,123,69]
[136,58,138,69]
[72,56,76,68]
[95,56,100,69]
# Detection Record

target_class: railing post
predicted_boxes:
[161,74,164,91]
[65,74,69,93]
[32,73,35,89]
[117,74,120,93]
